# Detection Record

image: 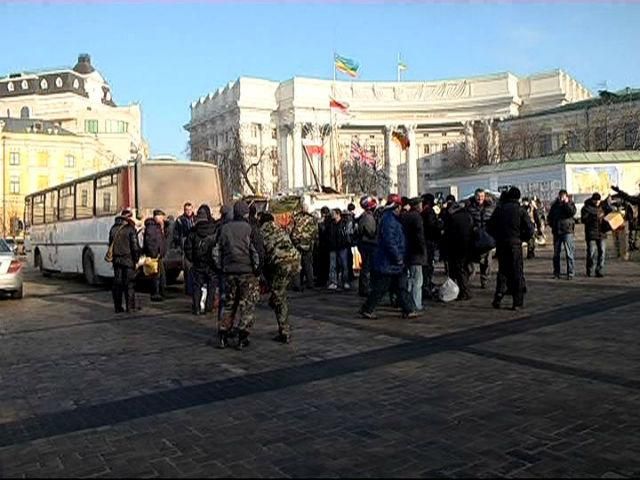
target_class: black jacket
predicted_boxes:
[421,205,441,242]
[143,219,167,258]
[174,213,195,246]
[548,199,577,236]
[466,198,495,231]
[487,199,534,246]
[109,217,140,268]
[213,219,262,275]
[443,205,475,260]
[401,208,427,265]
[184,219,219,270]
[327,218,350,251]
[581,199,612,241]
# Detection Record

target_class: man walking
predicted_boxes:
[521,197,543,259]
[401,197,426,311]
[260,213,301,344]
[421,193,441,299]
[290,203,318,291]
[212,201,263,350]
[174,202,196,295]
[548,190,577,279]
[581,193,612,278]
[184,205,218,315]
[360,194,416,319]
[327,208,351,290]
[357,196,378,297]
[487,187,534,310]
[143,209,168,302]
[466,188,495,288]
[443,201,475,301]
[109,209,140,313]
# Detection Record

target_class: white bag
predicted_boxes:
[438,278,460,303]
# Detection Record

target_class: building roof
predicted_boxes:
[0,117,76,136]
[431,151,640,180]
[507,88,640,121]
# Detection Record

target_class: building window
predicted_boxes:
[423,144,430,155]
[251,124,259,138]
[105,120,129,133]
[37,152,49,168]
[65,154,76,168]
[442,132,447,137]
[625,122,639,149]
[442,143,448,152]
[21,80,28,90]
[40,78,48,89]
[567,132,580,150]
[423,133,429,137]
[541,134,553,155]
[272,128,277,140]
[20,106,30,119]
[7,82,14,92]
[85,119,99,134]
[369,145,377,156]
[247,145,258,157]
[37,176,48,190]
[55,77,63,88]
[9,152,20,166]
[73,79,80,89]
[9,176,20,194]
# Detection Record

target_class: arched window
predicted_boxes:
[20,106,30,119]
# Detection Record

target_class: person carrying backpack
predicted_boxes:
[184,205,218,315]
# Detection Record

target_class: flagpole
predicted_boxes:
[397,53,400,82]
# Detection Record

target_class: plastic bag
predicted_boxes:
[438,278,460,303]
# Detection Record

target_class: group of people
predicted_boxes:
[108,201,301,350]
[106,182,640,349]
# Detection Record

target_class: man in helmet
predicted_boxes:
[357,195,378,297]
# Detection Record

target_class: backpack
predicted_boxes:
[194,235,214,264]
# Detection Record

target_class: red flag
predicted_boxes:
[330,97,349,114]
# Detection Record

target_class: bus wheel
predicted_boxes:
[82,250,100,286]
[35,250,52,278]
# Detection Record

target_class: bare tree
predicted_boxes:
[213,127,276,196]
[342,155,390,196]
[498,120,548,161]
[450,120,500,168]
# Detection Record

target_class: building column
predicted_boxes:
[406,124,418,197]
[384,125,399,193]
[278,126,290,191]
[292,123,303,189]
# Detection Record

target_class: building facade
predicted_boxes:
[186,70,591,196]
[0,118,123,235]
[0,54,146,166]
[496,88,640,161]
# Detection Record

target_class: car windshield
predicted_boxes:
[0,239,11,253]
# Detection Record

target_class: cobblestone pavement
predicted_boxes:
[1,237,640,478]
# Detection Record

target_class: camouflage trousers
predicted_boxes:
[267,266,297,336]
[218,274,260,333]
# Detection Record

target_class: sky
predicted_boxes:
[1,1,639,158]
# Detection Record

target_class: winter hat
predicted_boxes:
[385,193,402,209]
[120,209,133,218]
[408,197,422,207]
[507,187,521,201]
[421,193,435,206]
[591,193,602,201]
[233,200,250,218]
[197,204,212,220]
[153,209,166,217]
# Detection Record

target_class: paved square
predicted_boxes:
[1,241,639,478]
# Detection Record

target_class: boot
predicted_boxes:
[216,330,229,349]
[236,330,250,350]
[273,332,291,344]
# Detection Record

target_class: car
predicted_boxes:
[0,238,23,299]
[3,237,17,254]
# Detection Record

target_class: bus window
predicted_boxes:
[24,197,32,228]
[33,195,45,225]
[95,173,119,216]
[59,186,75,221]
[45,190,59,223]
[76,179,95,219]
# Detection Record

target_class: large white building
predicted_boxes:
[186,70,591,196]
[0,54,146,164]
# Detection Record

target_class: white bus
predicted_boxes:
[24,160,223,284]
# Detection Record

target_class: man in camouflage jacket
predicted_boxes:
[290,203,318,291]
[260,213,301,343]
